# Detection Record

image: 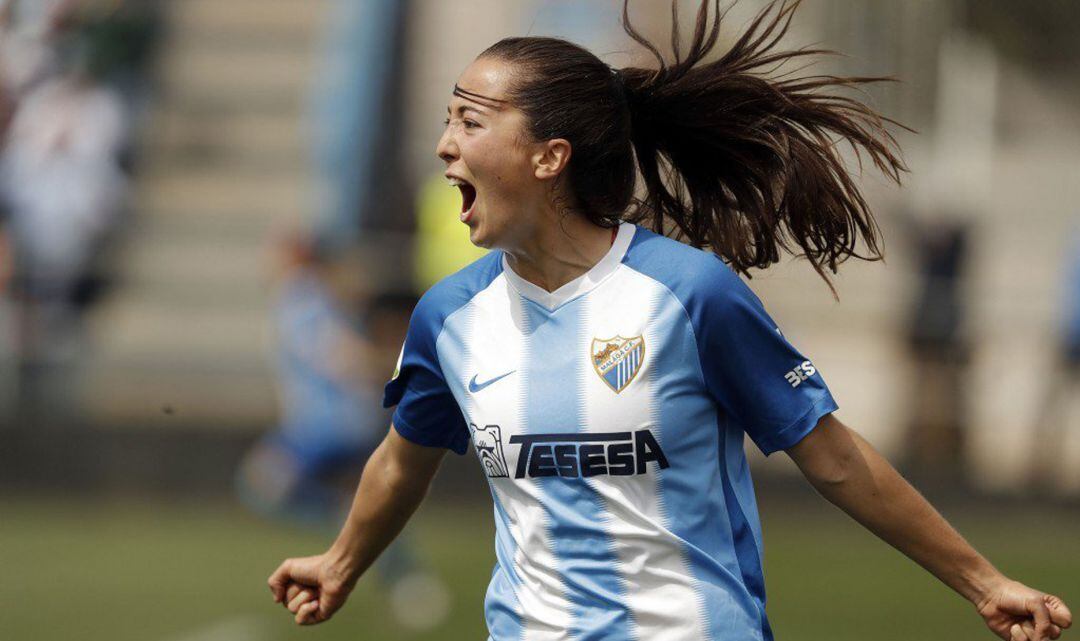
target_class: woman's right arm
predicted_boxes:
[267,426,448,625]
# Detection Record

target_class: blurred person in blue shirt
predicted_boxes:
[237,232,386,522]
[237,230,449,629]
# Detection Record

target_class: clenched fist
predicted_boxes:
[268,552,357,626]
[977,579,1072,641]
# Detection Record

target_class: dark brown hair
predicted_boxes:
[480,0,910,298]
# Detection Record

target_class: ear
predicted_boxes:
[532,138,572,181]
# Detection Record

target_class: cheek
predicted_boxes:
[482,138,533,185]
[483,175,531,217]
[466,140,535,204]
[487,156,533,196]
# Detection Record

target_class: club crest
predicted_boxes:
[472,423,510,478]
[591,335,645,393]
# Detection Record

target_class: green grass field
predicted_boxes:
[2,492,1077,641]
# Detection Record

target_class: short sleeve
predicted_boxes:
[382,294,469,455]
[695,270,838,456]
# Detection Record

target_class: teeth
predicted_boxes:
[447,177,467,187]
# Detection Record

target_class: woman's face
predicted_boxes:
[435,57,551,250]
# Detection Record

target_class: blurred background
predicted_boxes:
[1,0,1078,639]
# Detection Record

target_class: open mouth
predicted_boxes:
[454,180,477,222]
[459,183,476,213]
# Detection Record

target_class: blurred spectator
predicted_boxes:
[0,59,128,357]
[236,231,449,629]
[237,232,385,523]
[1028,227,1080,493]
[898,210,973,486]
[0,0,156,421]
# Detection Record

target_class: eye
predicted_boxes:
[443,117,480,130]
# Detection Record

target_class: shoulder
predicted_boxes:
[411,250,504,333]
[622,225,754,313]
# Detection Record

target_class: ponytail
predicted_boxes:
[480,0,910,298]
[617,0,911,298]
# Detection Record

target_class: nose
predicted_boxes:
[436,126,457,164]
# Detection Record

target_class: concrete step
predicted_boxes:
[166,0,327,41]
[133,166,308,224]
[109,228,272,295]
[87,301,272,365]
[81,303,278,428]
[144,106,307,167]
[80,364,276,429]
[107,277,270,311]
[125,200,296,241]
[155,42,317,104]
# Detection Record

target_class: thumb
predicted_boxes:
[1046,595,1072,629]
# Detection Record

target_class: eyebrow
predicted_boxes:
[446,104,488,117]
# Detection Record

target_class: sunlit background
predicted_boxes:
[1,1,1078,640]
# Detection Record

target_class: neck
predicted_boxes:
[504,213,616,293]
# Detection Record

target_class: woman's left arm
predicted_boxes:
[786,412,1073,641]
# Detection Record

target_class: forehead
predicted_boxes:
[447,57,514,114]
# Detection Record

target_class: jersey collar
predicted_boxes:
[501,222,636,312]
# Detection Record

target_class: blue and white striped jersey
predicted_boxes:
[383,222,838,641]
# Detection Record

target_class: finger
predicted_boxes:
[1012,622,1031,641]
[1022,620,1038,641]
[1046,595,1073,629]
[288,589,314,613]
[282,583,304,610]
[1049,623,1062,640]
[285,584,303,606]
[296,600,319,625]
[287,589,313,614]
[305,600,323,625]
[268,560,292,602]
[1029,596,1053,640]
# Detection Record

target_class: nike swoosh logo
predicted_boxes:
[468,370,516,393]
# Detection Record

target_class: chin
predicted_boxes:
[467,224,494,250]
[465,211,501,250]
[472,236,498,251]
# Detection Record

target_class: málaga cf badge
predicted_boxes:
[591,335,645,393]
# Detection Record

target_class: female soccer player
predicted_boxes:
[268,2,1073,639]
